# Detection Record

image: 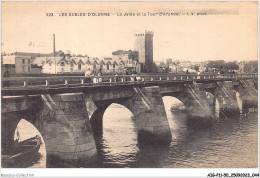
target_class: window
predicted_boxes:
[93,64,96,69]
[28,66,30,72]
[22,66,25,71]
[78,63,81,70]
[113,64,115,68]
[70,62,74,67]
[28,59,30,64]
[22,59,25,64]
[107,64,109,70]
[49,63,52,66]
[60,62,65,67]
[100,64,103,70]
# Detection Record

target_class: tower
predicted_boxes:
[134,31,154,72]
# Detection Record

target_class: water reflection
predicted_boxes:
[94,104,138,168]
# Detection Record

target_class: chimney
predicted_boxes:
[53,34,55,57]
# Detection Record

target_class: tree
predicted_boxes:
[129,51,139,61]
[207,60,225,69]
[245,60,258,73]
[165,66,170,73]
[193,65,199,71]
[224,62,238,71]
[206,60,239,73]
[150,63,158,73]
[31,64,42,69]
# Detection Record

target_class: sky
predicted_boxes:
[1,1,258,62]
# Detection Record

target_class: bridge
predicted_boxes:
[1,73,258,166]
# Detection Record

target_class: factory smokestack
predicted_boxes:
[53,34,55,57]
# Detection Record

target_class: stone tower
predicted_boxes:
[134,31,154,72]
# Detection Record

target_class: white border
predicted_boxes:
[0,0,259,177]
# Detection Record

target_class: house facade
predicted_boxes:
[32,55,140,75]
[3,55,33,74]
[3,50,141,75]
[238,62,245,73]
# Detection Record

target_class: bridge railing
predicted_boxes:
[1,73,257,90]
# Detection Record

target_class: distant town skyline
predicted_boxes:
[2,2,257,62]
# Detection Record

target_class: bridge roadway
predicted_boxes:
[1,73,258,167]
[1,73,258,96]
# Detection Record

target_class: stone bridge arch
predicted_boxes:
[2,111,25,155]
[2,93,98,167]
[89,99,133,136]
[162,96,186,113]
[162,82,214,127]
[2,108,48,167]
[88,86,172,145]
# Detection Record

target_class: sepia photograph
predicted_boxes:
[1,1,258,177]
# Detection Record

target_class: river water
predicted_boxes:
[14,97,257,168]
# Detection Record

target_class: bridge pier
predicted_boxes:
[205,92,218,118]
[236,79,258,113]
[182,83,214,127]
[90,106,107,136]
[35,93,97,166]
[216,81,240,118]
[127,86,172,144]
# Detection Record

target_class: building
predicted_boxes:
[178,61,192,68]
[3,52,141,75]
[2,51,63,74]
[169,63,183,73]
[134,31,154,72]
[199,66,207,72]
[3,55,32,74]
[166,58,173,67]
[112,50,141,73]
[31,54,141,75]
[238,62,245,73]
